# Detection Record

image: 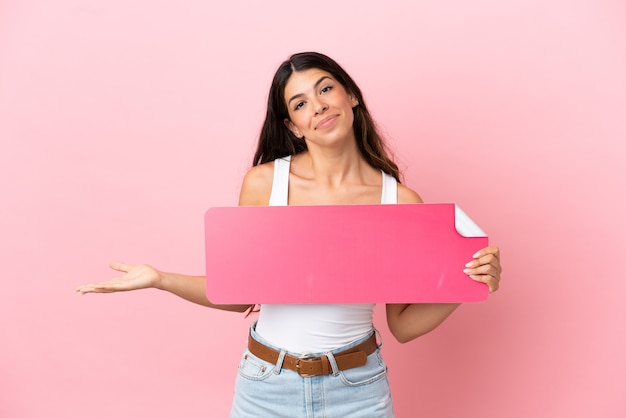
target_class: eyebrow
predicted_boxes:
[287,76,333,106]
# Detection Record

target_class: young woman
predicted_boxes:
[76,52,501,417]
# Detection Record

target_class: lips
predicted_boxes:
[315,115,338,130]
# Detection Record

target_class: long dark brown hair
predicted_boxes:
[253,52,400,182]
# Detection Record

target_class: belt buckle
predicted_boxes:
[295,355,318,377]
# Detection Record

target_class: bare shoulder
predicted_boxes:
[239,162,274,206]
[397,184,423,204]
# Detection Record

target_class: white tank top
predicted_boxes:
[255,155,398,353]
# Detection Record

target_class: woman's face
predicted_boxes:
[283,68,359,149]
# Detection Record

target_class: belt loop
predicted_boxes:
[325,351,340,376]
[374,328,383,349]
[273,349,286,375]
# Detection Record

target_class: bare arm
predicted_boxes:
[386,303,461,343]
[75,163,275,312]
[385,185,502,343]
[75,261,253,313]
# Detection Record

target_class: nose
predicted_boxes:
[314,99,328,115]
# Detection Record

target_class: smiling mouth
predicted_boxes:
[315,115,338,130]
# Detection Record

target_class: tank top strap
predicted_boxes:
[380,171,398,204]
[269,155,397,205]
[268,155,291,206]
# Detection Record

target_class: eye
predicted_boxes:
[294,101,304,111]
[320,85,333,94]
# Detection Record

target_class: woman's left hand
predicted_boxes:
[463,246,502,293]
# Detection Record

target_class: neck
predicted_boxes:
[299,140,372,186]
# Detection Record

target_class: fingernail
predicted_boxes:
[473,251,481,258]
[465,262,473,267]
[463,269,471,274]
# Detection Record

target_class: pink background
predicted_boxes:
[1,0,624,417]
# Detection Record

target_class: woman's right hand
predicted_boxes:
[75,261,162,295]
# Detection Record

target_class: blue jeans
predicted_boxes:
[229,323,395,417]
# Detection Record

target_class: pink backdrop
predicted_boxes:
[1,0,625,417]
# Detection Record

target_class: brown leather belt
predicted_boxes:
[247,333,378,377]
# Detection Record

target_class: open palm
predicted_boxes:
[75,262,161,294]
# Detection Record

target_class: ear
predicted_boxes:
[349,93,359,108]
[284,118,302,138]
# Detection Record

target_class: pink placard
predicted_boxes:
[205,204,488,304]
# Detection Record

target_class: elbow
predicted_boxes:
[394,333,413,344]
[386,303,459,344]
[389,329,411,344]
[389,324,437,344]
[392,331,424,344]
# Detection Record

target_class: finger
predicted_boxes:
[472,246,500,261]
[95,278,130,291]
[75,278,127,294]
[75,285,93,294]
[109,261,131,273]
[75,285,113,294]
[468,274,500,293]
[464,254,501,273]
[464,263,498,277]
